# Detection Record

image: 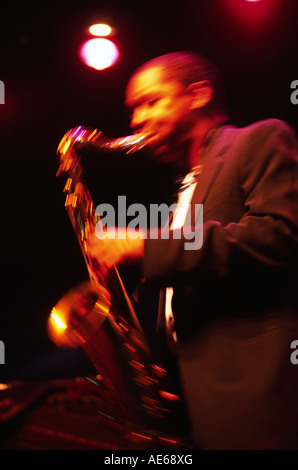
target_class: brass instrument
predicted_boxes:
[0,127,190,450]
[47,127,185,448]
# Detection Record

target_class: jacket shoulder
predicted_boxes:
[238,118,297,139]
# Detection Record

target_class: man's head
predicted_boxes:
[125,51,228,164]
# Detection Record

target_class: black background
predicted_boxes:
[0,0,297,380]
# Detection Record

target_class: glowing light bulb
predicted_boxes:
[79,38,119,70]
[89,24,112,37]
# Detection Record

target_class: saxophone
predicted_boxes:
[48,127,182,447]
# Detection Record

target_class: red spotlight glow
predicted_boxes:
[224,0,280,30]
[79,38,119,70]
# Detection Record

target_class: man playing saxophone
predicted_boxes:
[87,51,298,450]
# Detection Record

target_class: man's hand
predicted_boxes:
[86,227,145,277]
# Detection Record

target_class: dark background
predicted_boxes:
[0,0,297,380]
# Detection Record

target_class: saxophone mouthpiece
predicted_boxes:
[56,127,149,176]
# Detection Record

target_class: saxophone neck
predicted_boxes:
[58,126,147,159]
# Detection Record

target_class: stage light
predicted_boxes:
[79,38,120,70]
[224,0,280,29]
[89,23,112,37]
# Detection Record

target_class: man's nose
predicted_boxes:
[130,106,148,130]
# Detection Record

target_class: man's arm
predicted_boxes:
[87,227,144,277]
[144,120,298,284]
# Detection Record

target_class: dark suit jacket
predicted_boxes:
[144,119,298,449]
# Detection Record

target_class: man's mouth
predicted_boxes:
[143,131,160,146]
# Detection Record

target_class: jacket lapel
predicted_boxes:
[191,126,236,207]
[156,126,238,339]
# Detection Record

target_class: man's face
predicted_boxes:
[125,65,195,163]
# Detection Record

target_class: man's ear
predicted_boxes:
[187,80,213,110]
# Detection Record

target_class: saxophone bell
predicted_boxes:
[47,126,187,447]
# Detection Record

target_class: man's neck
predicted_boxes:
[187,115,225,170]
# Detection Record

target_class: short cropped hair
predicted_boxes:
[134,51,229,120]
